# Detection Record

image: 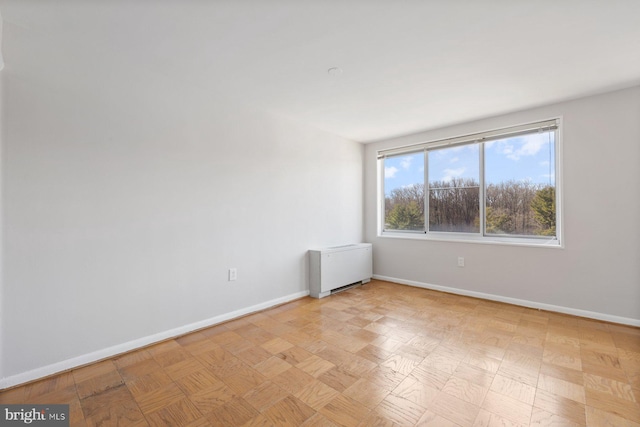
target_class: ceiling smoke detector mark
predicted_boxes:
[327,67,343,76]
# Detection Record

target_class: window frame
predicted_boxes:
[378,118,562,248]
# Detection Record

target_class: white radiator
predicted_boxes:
[309,243,372,298]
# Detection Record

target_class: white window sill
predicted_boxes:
[379,230,563,249]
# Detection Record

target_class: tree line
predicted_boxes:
[385,178,556,236]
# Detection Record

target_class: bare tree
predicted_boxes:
[385,179,555,236]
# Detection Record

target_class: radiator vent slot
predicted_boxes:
[330,282,362,295]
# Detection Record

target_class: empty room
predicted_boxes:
[1,1,639,426]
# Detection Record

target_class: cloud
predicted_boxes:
[487,134,550,161]
[512,138,543,159]
[450,157,459,164]
[539,160,550,167]
[385,166,399,178]
[501,144,515,158]
[442,167,465,182]
[400,156,413,169]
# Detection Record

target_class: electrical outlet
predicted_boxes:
[457,257,465,267]
[228,268,237,281]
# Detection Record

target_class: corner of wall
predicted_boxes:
[0,10,4,72]
[0,13,5,379]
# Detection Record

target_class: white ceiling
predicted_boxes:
[1,1,639,142]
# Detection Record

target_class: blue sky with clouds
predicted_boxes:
[384,132,555,195]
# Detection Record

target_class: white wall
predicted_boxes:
[0,18,4,383]
[365,86,640,324]
[0,25,363,385]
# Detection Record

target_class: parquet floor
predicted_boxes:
[1,280,639,426]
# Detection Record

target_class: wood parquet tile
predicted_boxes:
[2,279,639,426]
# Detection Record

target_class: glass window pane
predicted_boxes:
[484,131,556,236]
[428,144,480,233]
[383,152,425,231]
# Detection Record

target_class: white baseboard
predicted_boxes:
[0,290,309,390]
[373,275,640,327]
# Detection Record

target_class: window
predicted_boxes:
[380,119,560,245]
